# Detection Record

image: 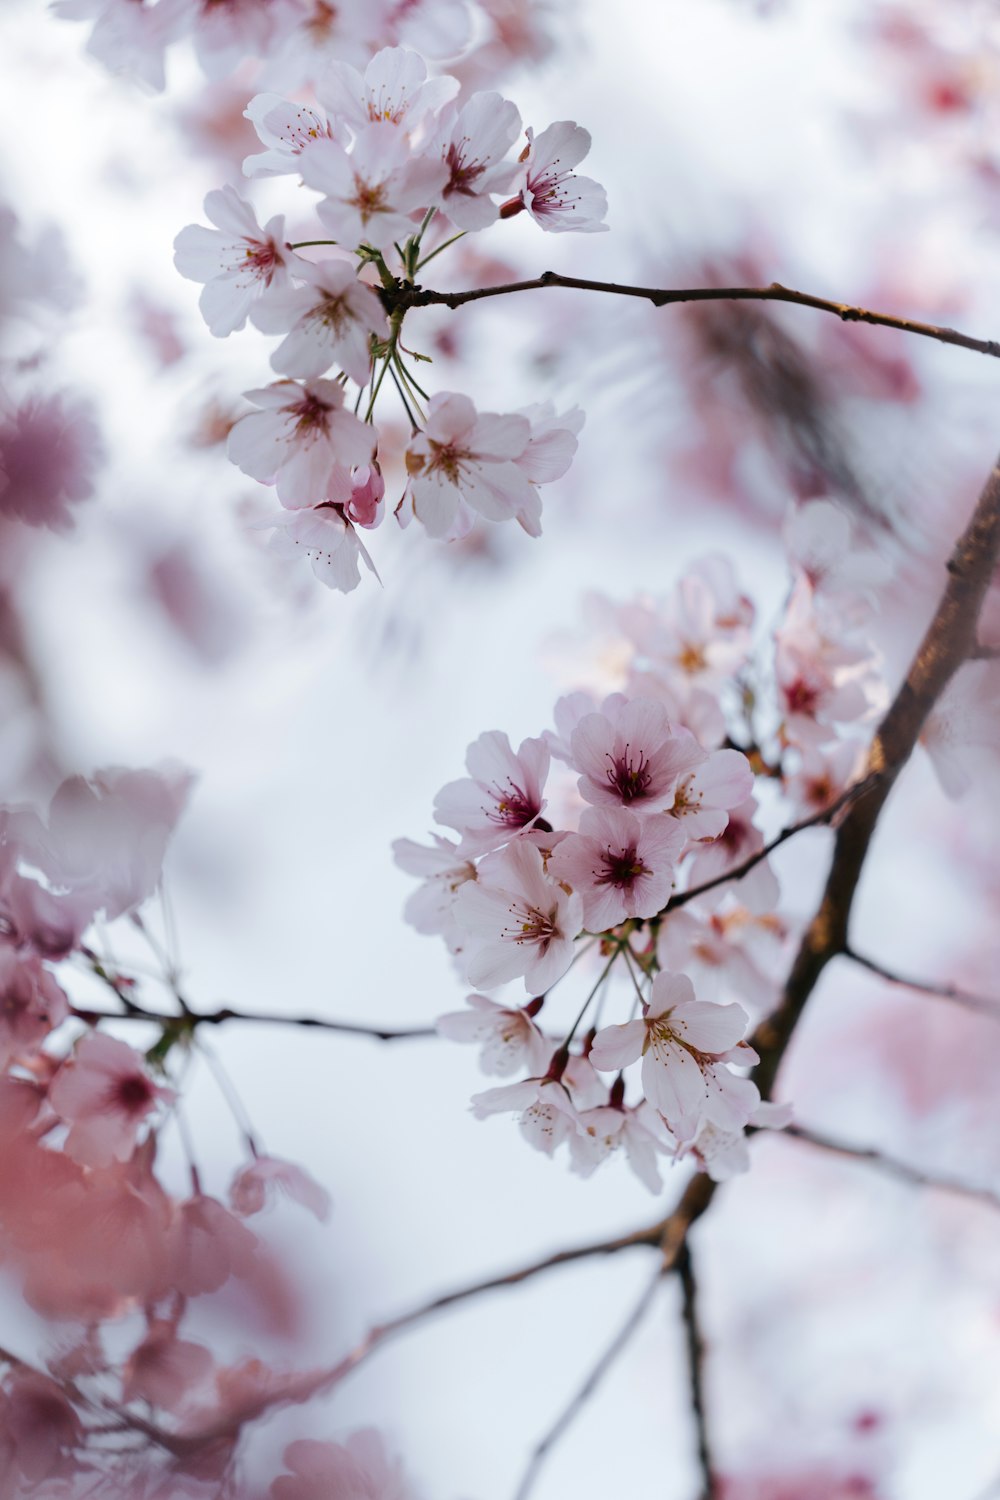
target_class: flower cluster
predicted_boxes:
[0,763,380,1494]
[174,46,605,590]
[0,206,104,536]
[396,510,892,1188]
[55,0,568,95]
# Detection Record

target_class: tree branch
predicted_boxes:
[394,273,1000,361]
[513,1268,665,1500]
[677,1243,717,1500]
[776,1124,1000,1211]
[751,454,1000,1101]
[662,772,880,916]
[70,1001,436,1042]
[107,452,1000,1471]
[843,947,1000,1022]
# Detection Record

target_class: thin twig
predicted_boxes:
[751,454,1000,1103]
[676,1243,716,1500]
[777,1124,1000,1211]
[513,1268,665,1500]
[844,947,1000,1021]
[662,771,880,916]
[393,273,1000,361]
[69,1001,436,1041]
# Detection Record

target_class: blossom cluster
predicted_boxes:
[0,205,104,536]
[396,505,894,1188]
[0,763,391,1495]
[173,46,605,591]
[56,0,566,94]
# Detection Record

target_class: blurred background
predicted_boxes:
[3,0,1000,1494]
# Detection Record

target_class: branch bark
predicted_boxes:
[777,1124,1000,1210]
[392,273,1000,361]
[843,947,1000,1022]
[752,455,1000,1101]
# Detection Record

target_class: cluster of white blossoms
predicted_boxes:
[55,0,565,95]
[396,512,893,1188]
[173,46,605,592]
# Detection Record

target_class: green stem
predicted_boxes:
[560,947,620,1050]
[364,355,392,423]
[387,361,421,433]
[415,229,466,272]
[392,352,429,413]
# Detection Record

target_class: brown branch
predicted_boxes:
[103,453,1000,1473]
[751,454,1000,1101]
[513,1268,665,1500]
[395,273,1000,361]
[662,772,880,916]
[777,1124,1000,1212]
[844,947,1000,1022]
[70,1001,436,1042]
[149,1172,719,1458]
[677,1243,717,1500]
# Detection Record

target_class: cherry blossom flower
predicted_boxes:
[15,764,193,922]
[774,577,884,742]
[453,837,583,993]
[276,504,357,589]
[504,121,608,233]
[513,401,585,488]
[345,462,385,527]
[171,1192,259,1297]
[230,1155,332,1222]
[471,1074,580,1156]
[590,971,759,1141]
[0,950,69,1068]
[784,498,889,602]
[433,729,549,854]
[403,392,538,538]
[299,127,447,253]
[667,747,755,842]
[53,0,183,92]
[122,1320,214,1413]
[624,665,729,751]
[49,1033,175,1169]
[319,45,458,136]
[570,695,706,814]
[173,186,291,338]
[782,738,865,817]
[253,257,388,384]
[546,689,599,763]
[617,558,756,698]
[0,390,104,532]
[920,659,1000,798]
[384,0,471,56]
[434,92,522,230]
[0,848,96,959]
[548,805,684,931]
[391,832,477,952]
[561,1050,609,1110]
[271,1431,420,1500]
[436,994,550,1076]
[686,793,765,884]
[568,1099,672,1192]
[13,762,193,924]
[228,379,374,507]
[675,1100,793,1181]
[243,93,339,178]
[175,0,304,78]
[262,503,377,593]
[3,1371,81,1485]
[657,864,787,1012]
